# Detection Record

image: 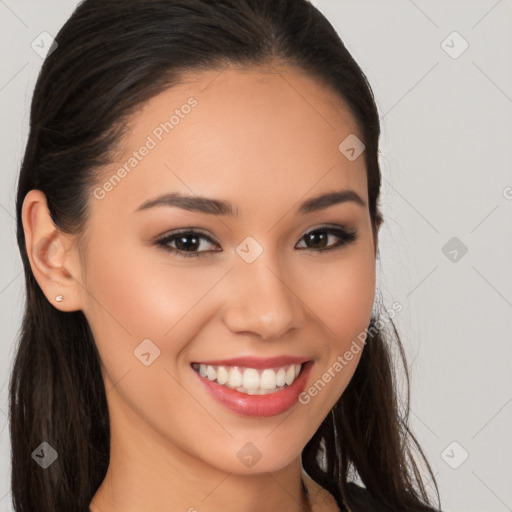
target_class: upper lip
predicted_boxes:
[191,355,311,369]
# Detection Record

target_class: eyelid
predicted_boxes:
[157,227,219,245]
[295,224,357,251]
[155,228,220,258]
[155,224,357,257]
[301,222,352,234]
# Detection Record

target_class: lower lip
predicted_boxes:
[193,361,314,417]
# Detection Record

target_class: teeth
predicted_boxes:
[205,365,217,381]
[242,368,260,390]
[229,367,243,388]
[260,369,276,390]
[285,365,294,386]
[216,366,229,385]
[276,368,286,387]
[192,362,304,394]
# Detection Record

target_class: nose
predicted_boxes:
[222,252,306,340]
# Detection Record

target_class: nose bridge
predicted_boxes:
[222,243,304,339]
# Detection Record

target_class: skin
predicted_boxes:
[23,63,378,512]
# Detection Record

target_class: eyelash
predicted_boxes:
[155,225,357,258]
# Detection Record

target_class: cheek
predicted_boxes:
[302,251,375,349]
[83,241,220,338]
[81,246,220,439]
[298,248,375,405]
[81,241,227,391]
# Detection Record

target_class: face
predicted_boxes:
[76,64,377,476]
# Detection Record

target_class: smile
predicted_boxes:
[191,362,303,395]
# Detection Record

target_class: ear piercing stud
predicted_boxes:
[55,294,63,302]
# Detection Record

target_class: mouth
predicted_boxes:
[191,361,305,395]
[190,359,314,417]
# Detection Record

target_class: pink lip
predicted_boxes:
[192,360,314,417]
[191,355,310,369]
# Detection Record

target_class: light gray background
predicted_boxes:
[1,1,511,511]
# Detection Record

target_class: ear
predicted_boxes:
[21,189,84,312]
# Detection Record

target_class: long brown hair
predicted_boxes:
[11,1,440,510]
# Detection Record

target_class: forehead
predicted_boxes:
[93,64,368,218]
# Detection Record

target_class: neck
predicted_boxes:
[90,396,312,512]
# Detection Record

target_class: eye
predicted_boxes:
[295,225,357,253]
[156,229,220,258]
[156,225,357,258]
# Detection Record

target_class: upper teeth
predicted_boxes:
[192,363,302,393]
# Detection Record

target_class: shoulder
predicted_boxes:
[344,482,442,512]
[302,470,384,512]
[302,470,440,512]
[303,468,387,512]
[302,469,341,511]
[344,481,389,511]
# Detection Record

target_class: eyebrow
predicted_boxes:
[134,189,366,216]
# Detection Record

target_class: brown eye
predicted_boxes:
[156,230,220,258]
[156,225,357,259]
[295,226,357,252]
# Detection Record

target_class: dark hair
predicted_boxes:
[11,1,440,511]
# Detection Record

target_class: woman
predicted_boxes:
[10,1,441,511]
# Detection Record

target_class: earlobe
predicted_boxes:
[21,189,83,312]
